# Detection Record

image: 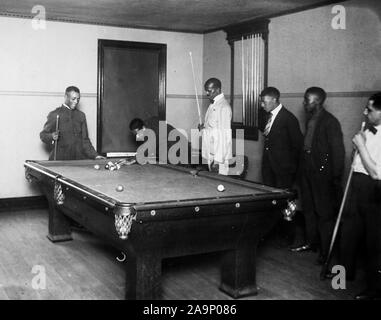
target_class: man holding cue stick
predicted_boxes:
[40,86,104,161]
[188,54,232,174]
[338,92,381,300]
[198,78,232,175]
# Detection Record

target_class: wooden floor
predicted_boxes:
[0,209,365,300]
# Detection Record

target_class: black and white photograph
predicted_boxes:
[0,0,380,306]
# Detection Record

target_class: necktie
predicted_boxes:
[365,123,377,135]
[263,113,273,136]
[210,99,215,104]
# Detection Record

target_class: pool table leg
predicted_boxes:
[125,253,162,300]
[219,246,258,298]
[43,187,73,242]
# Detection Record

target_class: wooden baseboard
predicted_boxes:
[0,196,48,212]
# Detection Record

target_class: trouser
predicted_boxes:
[340,173,381,290]
[262,162,296,243]
[301,156,337,257]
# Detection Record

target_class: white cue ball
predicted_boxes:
[116,185,124,192]
[217,184,225,192]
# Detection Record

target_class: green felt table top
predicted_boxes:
[27,160,282,205]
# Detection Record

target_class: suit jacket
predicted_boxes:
[303,108,345,181]
[40,105,98,160]
[262,106,303,176]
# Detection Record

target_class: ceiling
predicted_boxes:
[0,0,346,33]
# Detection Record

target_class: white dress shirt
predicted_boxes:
[353,124,381,179]
[204,93,225,130]
[267,103,283,133]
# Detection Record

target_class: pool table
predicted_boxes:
[24,159,295,300]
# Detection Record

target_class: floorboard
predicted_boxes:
[0,209,365,300]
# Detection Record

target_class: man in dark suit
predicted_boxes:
[260,87,303,246]
[291,87,345,269]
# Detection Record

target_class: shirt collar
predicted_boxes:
[62,103,72,110]
[212,93,224,104]
[270,103,283,117]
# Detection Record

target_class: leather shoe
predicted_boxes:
[354,290,380,300]
[289,244,317,253]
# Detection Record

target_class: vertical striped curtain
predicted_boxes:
[239,34,265,127]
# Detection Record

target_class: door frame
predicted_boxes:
[97,39,167,153]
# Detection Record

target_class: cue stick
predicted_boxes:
[258,35,261,125]
[189,52,202,125]
[246,42,249,126]
[259,36,262,124]
[256,35,261,127]
[241,37,245,125]
[245,39,249,125]
[253,35,256,127]
[53,114,59,161]
[249,36,255,126]
[246,37,249,126]
[249,36,252,125]
[252,35,255,126]
[320,121,366,280]
[254,35,258,127]
[254,35,257,126]
[248,36,251,126]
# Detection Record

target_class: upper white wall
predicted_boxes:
[267,0,381,175]
[0,17,204,94]
[203,31,231,95]
[0,17,203,198]
[268,0,381,92]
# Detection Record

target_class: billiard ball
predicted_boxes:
[105,161,114,170]
[116,185,124,192]
[94,164,100,170]
[217,184,225,192]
